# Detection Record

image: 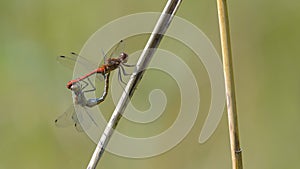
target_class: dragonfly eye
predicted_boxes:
[70,82,80,91]
[120,52,128,63]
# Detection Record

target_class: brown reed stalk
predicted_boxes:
[216,0,244,169]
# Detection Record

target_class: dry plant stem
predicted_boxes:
[216,0,243,169]
[86,0,182,168]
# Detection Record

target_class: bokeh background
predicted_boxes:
[1,0,299,169]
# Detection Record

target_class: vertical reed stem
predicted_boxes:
[216,0,243,169]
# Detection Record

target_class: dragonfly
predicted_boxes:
[55,40,134,131]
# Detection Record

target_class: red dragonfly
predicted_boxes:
[55,40,134,131]
[66,50,130,89]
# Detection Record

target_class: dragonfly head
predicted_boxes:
[120,52,128,63]
[70,82,82,95]
[67,81,74,89]
[67,80,79,90]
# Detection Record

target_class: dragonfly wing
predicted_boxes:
[55,104,95,132]
[58,54,105,83]
[72,104,100,131]
[72,104,88,132]
[106,40,125,61]
[55,105,76,127]
[72,112,84,132]
[57,55,76,70]
[57,54,99,75]
[74,123,84,132]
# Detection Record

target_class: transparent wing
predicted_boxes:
[55,105,76,128]
[71,110,84,132]
[57,54,97,70]
[55,104,96,132]
[73,104,99,131]
[74,122,84,132]
[57,54,105,81]
[58,82,99,132]
[105,40,125,61]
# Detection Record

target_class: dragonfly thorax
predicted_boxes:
[105,52,128,71]
[105,58,121,71]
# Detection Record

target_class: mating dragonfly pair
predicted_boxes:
[55,40,134,131]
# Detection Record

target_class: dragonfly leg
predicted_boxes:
[118,68,127,86]
[82,78,96,93]
[81,80,89,90]
[117,68,130,96]
[116,68,129,94]
[122,63,135,67]
[119,65,131,76]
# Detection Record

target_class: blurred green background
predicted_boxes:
[1,0,299,169]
